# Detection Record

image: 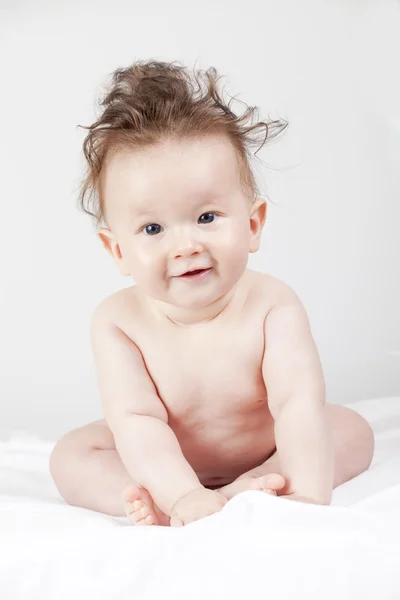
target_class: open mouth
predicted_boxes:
[182,269,207,276]
[177,268,212,278]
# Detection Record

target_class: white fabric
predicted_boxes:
[1,397,400,600]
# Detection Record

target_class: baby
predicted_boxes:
[49,60,375,527]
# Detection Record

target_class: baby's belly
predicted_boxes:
[171,406,276,487]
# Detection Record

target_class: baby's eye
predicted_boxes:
[142,223,162,236]
[198,212,217,224]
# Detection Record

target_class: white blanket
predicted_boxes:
[1,397,400,600]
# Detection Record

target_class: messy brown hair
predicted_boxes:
[76,59,289,231]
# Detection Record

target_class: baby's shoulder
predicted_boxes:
[91,285,141,330]
[247,269,302,311]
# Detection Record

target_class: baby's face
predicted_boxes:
[100,135,265,309]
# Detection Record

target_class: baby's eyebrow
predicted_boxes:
[131,207,157,218]
[127,202,158,218]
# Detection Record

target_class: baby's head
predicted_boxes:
[78,60,287,312]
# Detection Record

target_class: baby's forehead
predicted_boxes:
[103,137,242,211]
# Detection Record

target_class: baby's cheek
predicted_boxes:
[219,226,249,261]
[135,245,156,269]
[125,252,155,287]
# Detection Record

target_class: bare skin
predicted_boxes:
[50,270,374,526]
[105,269,288,525]
[123,474,285,526]
[49,136,375,526]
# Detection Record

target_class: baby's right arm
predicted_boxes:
[89,303,223,520]
[111,413,203,515]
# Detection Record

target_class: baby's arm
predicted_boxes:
[90,303,225,521]
[262,286,334,505]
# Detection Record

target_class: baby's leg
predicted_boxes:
[49,420,169,525]
[218,403,375,500]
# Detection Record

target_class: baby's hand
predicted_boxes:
[169,487,227,526]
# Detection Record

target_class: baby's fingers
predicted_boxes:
[170,516,184,527]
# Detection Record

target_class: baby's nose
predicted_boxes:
[169,231,204,260]
[171,243,202,260]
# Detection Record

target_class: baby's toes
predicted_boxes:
[126,500,159,526]
[137,515,155,526]
[259,473,286,495]
[134,504,155,526]
[125,500,148,523]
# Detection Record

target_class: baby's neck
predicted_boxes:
[147,281,243,328]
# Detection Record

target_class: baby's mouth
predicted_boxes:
[175,268,212,278]
[182,269,207,276]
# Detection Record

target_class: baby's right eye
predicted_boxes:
[142,223,162,236]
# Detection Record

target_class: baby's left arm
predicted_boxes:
[262,287,334,505]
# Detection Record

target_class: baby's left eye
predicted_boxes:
[198,212,217,224]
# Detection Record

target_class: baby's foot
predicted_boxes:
[122,484,170,526]
[217,473,286,501]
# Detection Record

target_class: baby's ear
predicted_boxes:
[249,197,267,253]
[97,228,131,276]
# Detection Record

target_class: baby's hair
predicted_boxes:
[76,59,288,231]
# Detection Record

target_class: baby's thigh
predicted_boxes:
[49,420,120,501]
[61,419,116,451]
[50,419,116,468]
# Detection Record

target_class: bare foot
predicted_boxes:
[217,473,286,500]
[122,484,170,526]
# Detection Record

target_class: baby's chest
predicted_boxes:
[139,323,267,416]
